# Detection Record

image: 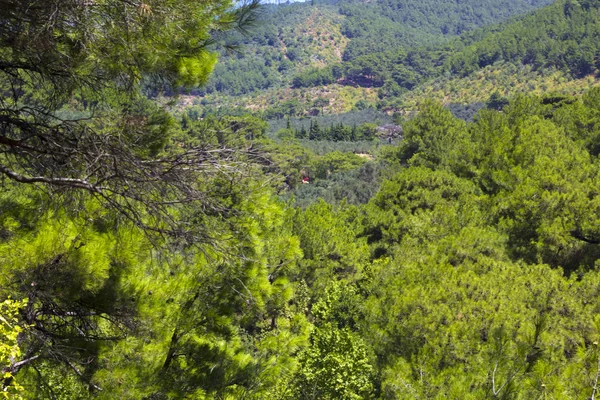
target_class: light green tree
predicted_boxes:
[0,299,26,399]
[0,0,260,236]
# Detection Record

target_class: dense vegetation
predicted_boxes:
[353,0,600,102]
[200,0,600,118]
[7,85,600,398]
[447,0,600,78]
[6,0,600,399]
[197,0,554,96]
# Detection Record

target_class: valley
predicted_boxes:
[4,0,600,398]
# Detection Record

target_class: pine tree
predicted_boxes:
[351,122,358,141]
[297,125,308,139]
[0,0,261,236]
[310,120,322,140]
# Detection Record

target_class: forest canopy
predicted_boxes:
[0,0,261,238]
[4,0,600,399]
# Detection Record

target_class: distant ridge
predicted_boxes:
[204,0,554,97]
[260,0,307,4]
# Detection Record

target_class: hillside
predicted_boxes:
[195,0,554,96]
[401,62,599,111]
[8,0,600,398]
[308,0,600,103]
[187,0,600,118]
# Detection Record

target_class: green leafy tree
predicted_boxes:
[309,119,322,140]
[393,101,471,174]
[294,324,375,400]
[487,91,510,110]
[366,167,484,256]
[0,299,25,399]
[311,152,367,180]
[358,123,379,140]
[292,200,369,296]
[0,0,260,235]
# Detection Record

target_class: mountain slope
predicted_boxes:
[337,0,554,60]
[335,0,600,103]
[197,0,555,96]
[447,0,600,78]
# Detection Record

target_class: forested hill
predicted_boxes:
[376,0,600,104]
[198,0,554,95]
[330,0,554,60]
[199,0,600,117]
[358,0,600,102]
[448,0,600,78]
[8,0,600,398]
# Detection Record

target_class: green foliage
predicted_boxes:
[554,86,600,156]
[0,181,313,399]
[487,91,510,111]
[9,78,600,400]
[350,92,600,397]
[0,299,25,399]
[7,0,600,397]
[197,0,554,96]
[290,160,387,207]
[366,167,484,256]
[175,112,268,146]
[287,120,384,141]
[447,0,600,79]
[391,101,471,174]
[177,53,219,88]
[311,152,366,179]
[294,324,375,399]
[291,200,369,293]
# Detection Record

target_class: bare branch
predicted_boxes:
[5,355,40,372]
[65,360,103,392]
[592,355,600,400]
[0,165,101,192]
